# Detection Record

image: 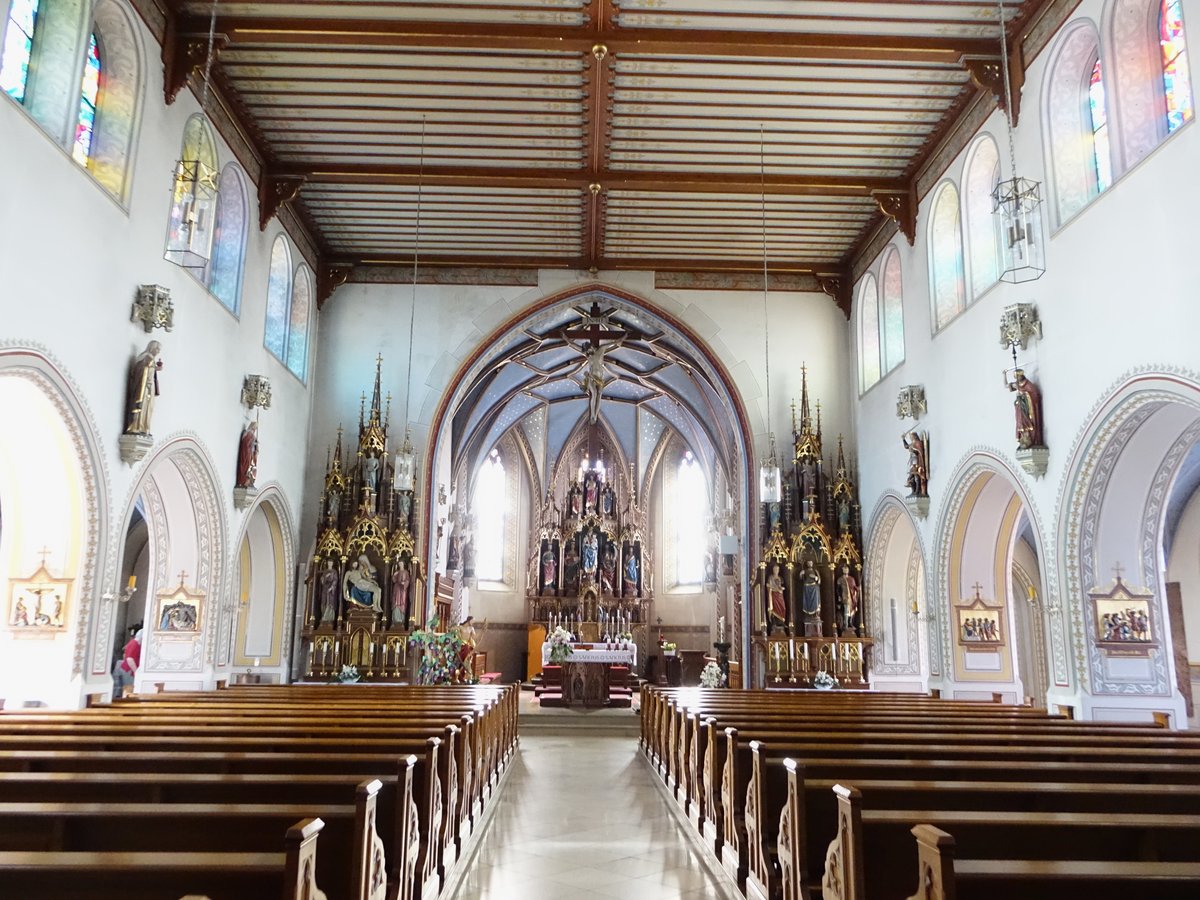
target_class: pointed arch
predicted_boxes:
[287,264,313,382]
[263,235,293,363]
[207,163,249,314]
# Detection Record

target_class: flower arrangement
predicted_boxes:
[812,670,836,690]
[332,664,361,684]
[700,661,725,688]
[547,625,573,665]
[661,641,678,654]
[409,628,477,685]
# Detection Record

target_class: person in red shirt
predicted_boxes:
[112,625,142,694]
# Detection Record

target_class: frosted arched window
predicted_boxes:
[674,452,707,586]
[1045,22,1106,225]
[264,236,293,362]
[1161,0,1193,133]
[474,449,506,583]
[964,135,1001,297]
[207,164,248,314]
[929,182,965,331]
[1089,59,1113,191]
[72,32,100,165]
[1,0,39,102]
[288,265,312,382]
[858,274,881,393]
[881,249,905,375]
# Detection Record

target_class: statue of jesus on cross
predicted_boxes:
[563,303,627,425]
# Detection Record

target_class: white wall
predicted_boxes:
[0,2,314,705]
[852,0,1200,719]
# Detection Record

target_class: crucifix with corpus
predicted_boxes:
[562,302,628,427]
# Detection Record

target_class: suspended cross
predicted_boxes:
[562,302,628,428]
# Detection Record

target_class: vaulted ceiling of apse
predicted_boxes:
[159,0,1057,297]
[451,296,741,492]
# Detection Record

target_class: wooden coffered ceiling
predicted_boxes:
[160,0,1060,303]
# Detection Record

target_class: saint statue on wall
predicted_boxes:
[767,563,787,628]
[902,430,929,498]
[124,340,163,435]
[1007,369,1045,450]
[542,545,558,590]
[564,541,580,592]
[319,559,339,624]
[601,544,617,595]
[582,531,599,574]
[391,560,410,626]
[623,550,638,596]
[235,420,258,489]
[800,559,821,618]
[836,564,860,634]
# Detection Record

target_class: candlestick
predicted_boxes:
[718,615,726,644]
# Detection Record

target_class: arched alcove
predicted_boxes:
[230,489,295,677]
[864,493,928,692]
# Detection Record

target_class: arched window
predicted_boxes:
[72,31,100,166]
[263,236,293,363]
[963,135,1002,298]
[1,0,39,103]
[1089,59,1113,191]
[928,182,966,332]
[858,274,881,393]
[880,249,905,375]
[207,164,248,314]
[674,451,707,586]
[88,0,143,204]
[1045,21,1106,225]
[288,265,312,382]
[474,449,506,583]
[1161,0,1193,133]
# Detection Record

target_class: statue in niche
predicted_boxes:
[1006,369,1045,450]
[542,545,558,590]
[767,563,787,628]
[768,502,781,532]
[601,544,617,595]
[623,550,639,596]
[569,482,582,517]
[902,430,929,498]
[124,340,163,435]
[799,459,818,505]
[362,454,380,494]
[564,541,580,592]
[704,551,717,585]
[837,495,851,533]
[391,560,410,626]
[342,555,383,611]
[397,491,412,528]
[319,558,339,624]
[447,534,461,571]
[836,565,860,634]
[235,420,259,489]
[800,560,822,618]
[582,531,599,574]
[585,476,599,514]
[602,484,615,516]
[326,488,342,522]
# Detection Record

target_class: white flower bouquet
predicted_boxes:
[547,625,573,665]
[700,661,725,688]
[812,670,836,690]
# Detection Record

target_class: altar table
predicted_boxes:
[541,643,637,668]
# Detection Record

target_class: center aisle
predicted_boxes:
[451,730,739,900]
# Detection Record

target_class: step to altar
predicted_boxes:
[518,693,641,737]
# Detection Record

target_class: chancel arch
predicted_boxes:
[933,453,1053,706]
[107,436,228,693]
[0,346,108,708]
[1058,370,1200,724]
[422,284,754,684]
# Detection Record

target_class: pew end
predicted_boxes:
[906,824,956,900]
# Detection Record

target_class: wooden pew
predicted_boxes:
[0,817,333,900]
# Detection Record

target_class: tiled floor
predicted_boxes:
[451,732,738,900]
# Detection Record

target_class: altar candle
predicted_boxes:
[789,638,795,662]
[127,575,136,589]
[718,615,726,644]
[254,657,261,667]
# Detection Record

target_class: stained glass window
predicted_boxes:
[929,182,966,332]
[207,164,247,314]
[287,266,312,382]
[1088,58,1113,192]
[1,0,39,103]
[474,449,506,583]
[674,452,707,586]
[263,237,292,362]
[881,250,905,374]
[858,274,880,392]
[72,33,100,166]
[1161,0,1193,133]
[964,135,1001,297]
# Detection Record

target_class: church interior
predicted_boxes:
[5,0,1200,898]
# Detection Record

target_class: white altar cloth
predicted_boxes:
[542,643,637,668]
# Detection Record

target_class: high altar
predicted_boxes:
[751,369,872,687]
[300,360,424,681]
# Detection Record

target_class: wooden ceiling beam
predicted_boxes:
[272,161,901,198]
[174,15,997,64]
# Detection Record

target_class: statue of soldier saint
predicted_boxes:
[563,304,628,425]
